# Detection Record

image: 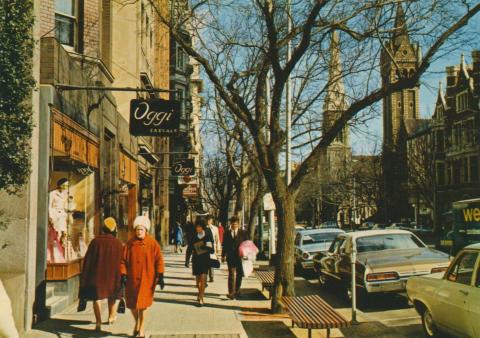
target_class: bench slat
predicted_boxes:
[281,295,350,330]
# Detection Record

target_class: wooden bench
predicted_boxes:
[254,270,275,299]
[281,295,350,338]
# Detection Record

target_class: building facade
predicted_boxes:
[380,4,421,222]
[0,0,174,332]
[406,51,480,228]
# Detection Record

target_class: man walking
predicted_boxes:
[206,215,221,282]
[222,216,248,299]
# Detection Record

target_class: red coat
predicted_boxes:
[80,234,123,300]
[120,235,164,309]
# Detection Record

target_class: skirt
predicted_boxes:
[192,253,210,276]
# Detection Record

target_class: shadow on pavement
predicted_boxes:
[341,321,424,338]
[155,297,246,311]
[164,282,196,288]
[237,288,268,301]
[242,321,296,338]
[32,319,131,338]
[159,289,224,299]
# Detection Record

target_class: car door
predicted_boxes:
[322,237,344,278]
[337,237,352,282]
[468,253,480,338]
[434,251,478,337]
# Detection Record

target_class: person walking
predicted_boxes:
[185,217,214,306]
[206,215,221,282]
[174,222,184,253]
[218,222,225,244]
[222,216,248,300]
[79,217,123,331]
[120,216,165,338]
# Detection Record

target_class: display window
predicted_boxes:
[47,161,98,263]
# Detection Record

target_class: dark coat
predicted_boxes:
[80,234,123,300]
[120,235,164,310]
[186,231,214,275]
[222,228,248,268]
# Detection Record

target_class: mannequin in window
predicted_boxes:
[49,178,69,239]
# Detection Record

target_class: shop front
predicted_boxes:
[46,109,100,281]
[118,151,138,242]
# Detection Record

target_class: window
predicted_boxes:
[329,238,344,253]
[355,234,424,253]
[446,251,478,285]
[55,0,77,48]
[456,92,468,112]
[176,46,185,70]
[302,232,342,246]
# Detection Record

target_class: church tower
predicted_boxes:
[323,30,349,147]
[380,4,421,221]
[381,4,421,149]
[318,31,352,222]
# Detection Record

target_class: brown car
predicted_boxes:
[313,230,451,300]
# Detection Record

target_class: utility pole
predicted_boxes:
[285,0,292,186]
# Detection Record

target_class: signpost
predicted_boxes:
[130,99,180,136]
[171,158,195,177]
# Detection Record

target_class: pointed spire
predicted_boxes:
[324,30,345,113]
[393,3,409,48]
[460,53,470,80]
[437,81,446,106]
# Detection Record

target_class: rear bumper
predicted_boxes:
[365,278,408,293]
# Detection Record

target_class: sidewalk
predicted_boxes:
[29,247,266,338]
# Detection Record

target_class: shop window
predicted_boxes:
[55,0,77,48]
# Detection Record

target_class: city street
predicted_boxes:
[27,249,429,338]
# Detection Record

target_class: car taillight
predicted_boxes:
[431,267,448,274]
[302,252,310,259]
[366,272,399,282]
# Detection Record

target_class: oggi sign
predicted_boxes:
[171,159,195,177]
[130,99,180,136]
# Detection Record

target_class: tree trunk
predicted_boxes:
[247,181,266,240]
[270,192,296,313]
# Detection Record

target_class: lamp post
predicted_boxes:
[285,0,292,186]
[351,243,359,324]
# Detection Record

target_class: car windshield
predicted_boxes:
[356,234,424,253]
[302,232,341,245]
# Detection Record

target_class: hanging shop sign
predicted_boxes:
[182,184,198,199]
[171,158,195,177]
[178,175,198,185]
[130,99,180,136]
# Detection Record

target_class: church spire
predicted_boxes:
[393,3,409,48]
[323,30,346,114]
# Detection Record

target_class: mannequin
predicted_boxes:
[49,178,69,239]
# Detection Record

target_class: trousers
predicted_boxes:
[228,266,242,296]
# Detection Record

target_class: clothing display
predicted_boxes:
[48,189,69,234]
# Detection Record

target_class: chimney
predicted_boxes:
[445,66,457,88]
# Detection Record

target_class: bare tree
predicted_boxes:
[147,0,480,311]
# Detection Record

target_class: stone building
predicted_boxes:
[380,4,421,222]
[0,0,173,332]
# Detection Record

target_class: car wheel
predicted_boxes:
[421,307,439,338]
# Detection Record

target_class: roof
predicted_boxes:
[339,229,413,240]
[466,243,480,250]
[299,228,345,235]
[453,198,480,205]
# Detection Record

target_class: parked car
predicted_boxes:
[294,229,345,271]
[313,230,450,302]
[407,243,480,338]
[319,221,339,229]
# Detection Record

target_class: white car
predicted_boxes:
[407,243,480,338]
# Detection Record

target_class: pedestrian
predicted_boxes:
[120,216,165,338]
[218,221,225,244]
[206,215,221,282]
[185,217,214,306]
[174,222,184,253]
[222,216,248,300]
[79,217,123,331]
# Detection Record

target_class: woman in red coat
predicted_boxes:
[79,217,123,331]
[120,216,165,338]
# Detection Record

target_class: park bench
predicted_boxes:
[254,269,275,299]
[281,295,350,338]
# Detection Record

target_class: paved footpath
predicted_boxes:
[29,247,258,338]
